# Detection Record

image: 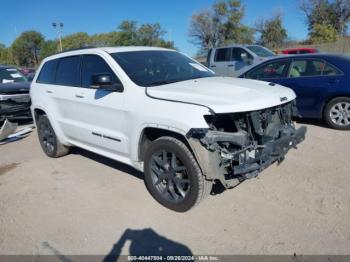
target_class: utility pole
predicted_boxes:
[52,22,64,52]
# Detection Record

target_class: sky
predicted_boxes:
[0,0,308,56]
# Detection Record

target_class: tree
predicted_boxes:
[61,32,91,50]
[309,23,339,43]
[256,13,288,49]
[189,0,254,54]
[0,43,6,64]
[11,31,44,67]
[300,0,350,43]
[40,40,58,60]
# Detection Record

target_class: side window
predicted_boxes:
[214,48,230,62]
[246,60,289,79]
[36,60,57,84]
[322,62,342,76]
[55,56,81,86]
[289,59,330,78]
[289,60,307,77]
[81,55,120,88]
[231,48,253,62]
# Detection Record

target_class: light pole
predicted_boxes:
[52,22,64,52]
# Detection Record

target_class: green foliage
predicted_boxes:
[309,23,339,43]
[189,0,254,54]
[1,20,173,67]
[300,0,350,43]
[11,31,44,67]
[61,32,91,49]
[40,40,58,60]
[0,43,14,65]
[60,21,173,49]
[257,13,288,49]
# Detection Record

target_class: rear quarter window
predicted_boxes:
[36,60,58,84]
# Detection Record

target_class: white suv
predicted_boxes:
[31,47,306,212]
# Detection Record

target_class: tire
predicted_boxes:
[37,114,70,157]
[144,136,212,212]
[324,97,350,130]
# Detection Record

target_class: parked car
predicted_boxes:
[0,65,31,123]
[19,67,36,76]
[207,45,276,77]
[30,47,306,212]
[25,72,36,82]
[240,53,350,129]
[281,47,318,55]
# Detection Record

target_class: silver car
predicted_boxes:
[207,45,276,77]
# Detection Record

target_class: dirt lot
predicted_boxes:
[0,121,349,256]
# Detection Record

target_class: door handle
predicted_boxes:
[328,78,338,84]
[228,64,234,67]
[46,90,53,94]
[210,65,216,68]
[75,93,85,98]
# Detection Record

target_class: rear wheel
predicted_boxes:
[37,114,70,157]
[324,97,350,130]
[144,136,212,212]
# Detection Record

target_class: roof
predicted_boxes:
[0,65,16,69]
[42,46,175,62]
[211,44,260,49]
[282,47,318,52]
[268,53,350,60]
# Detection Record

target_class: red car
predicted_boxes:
[281,48,319,55]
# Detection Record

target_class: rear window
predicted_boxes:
[55,56,81,86]
[36,60,57,84]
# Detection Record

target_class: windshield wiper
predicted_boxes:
[146,76,216,87]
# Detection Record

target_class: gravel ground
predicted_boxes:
[0,121,349,256]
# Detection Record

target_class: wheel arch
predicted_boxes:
[33,108,47,122]
[138,126,195,162]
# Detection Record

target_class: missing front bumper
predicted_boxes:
[233,126,307,178]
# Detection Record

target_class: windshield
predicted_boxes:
[111,50,215,87]
[0,68,28,84]
[247,45,275,57]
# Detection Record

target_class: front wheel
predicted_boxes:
[144,136,212,212]
[324,97,350,130]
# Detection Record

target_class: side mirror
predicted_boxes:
[241,53,252,65]
[92,73,124,92]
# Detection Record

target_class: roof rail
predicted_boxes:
[56,45,99,54]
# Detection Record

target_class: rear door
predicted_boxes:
[281,58,344,117]
[209,48,231,76]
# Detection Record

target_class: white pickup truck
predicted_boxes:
[30,47,306,212]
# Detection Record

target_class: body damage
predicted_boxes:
[186,101,307,188]
[0,82,31,122]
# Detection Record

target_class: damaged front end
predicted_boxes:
[0,93,31,122]
[187,101,307,188]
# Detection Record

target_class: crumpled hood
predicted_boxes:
[0,82,30,94]
[146,77,296,113]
